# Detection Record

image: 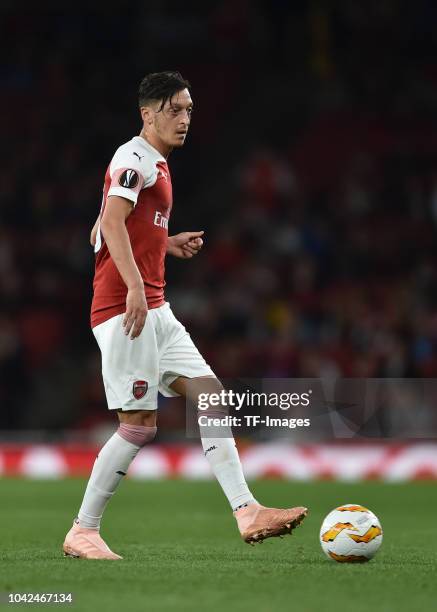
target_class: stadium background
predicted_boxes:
[2,6,437,612]
[1,2,437,479]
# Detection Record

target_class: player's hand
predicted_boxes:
[167,231,204,258]
[123,287,148,339]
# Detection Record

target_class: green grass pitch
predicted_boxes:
[1,478,436,611]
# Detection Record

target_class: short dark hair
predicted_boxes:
[138,71,191,111]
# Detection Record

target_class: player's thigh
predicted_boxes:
[169,376,229,420]
[158,307,215,398]
[169,375,222,400]
[93,313,160,411]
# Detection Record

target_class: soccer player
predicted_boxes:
[63,71,307,559]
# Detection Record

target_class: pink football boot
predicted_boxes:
[235,503,308,545]
[63,520,122,560]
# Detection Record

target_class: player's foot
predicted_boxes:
[234,502,308,545]
[63,520,122,560]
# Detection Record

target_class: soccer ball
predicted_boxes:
[319,504,383,563]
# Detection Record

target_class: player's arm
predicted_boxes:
[100,195,147,339]
[167,231,204,258]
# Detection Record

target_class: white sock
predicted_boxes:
[201,436,256,511]
[77,432,140,529]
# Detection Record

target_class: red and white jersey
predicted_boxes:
[91,136,172,328]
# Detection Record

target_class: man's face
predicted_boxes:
[148,88,193,149]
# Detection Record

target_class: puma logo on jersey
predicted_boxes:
[133,152,144,161]
[154,211,168,229]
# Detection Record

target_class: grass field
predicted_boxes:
[1,479,436,612]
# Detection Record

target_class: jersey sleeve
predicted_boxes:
[107,147,157,205]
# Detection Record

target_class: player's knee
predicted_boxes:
[117,423,157,447]
[185,377,227,416]
[196,382,229,419]
[117,409,157,427]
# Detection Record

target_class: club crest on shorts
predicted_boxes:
[132,380,148,400]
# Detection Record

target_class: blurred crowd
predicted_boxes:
[1,2,437,434]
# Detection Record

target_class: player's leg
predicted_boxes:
[158,304,308,543]
[63,312,160,560]
[169,375,308,544]
[169,374,256,509]
[63,409,157,560]
[75,409,157,530]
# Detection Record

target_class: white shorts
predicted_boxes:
[92,302,214,411]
